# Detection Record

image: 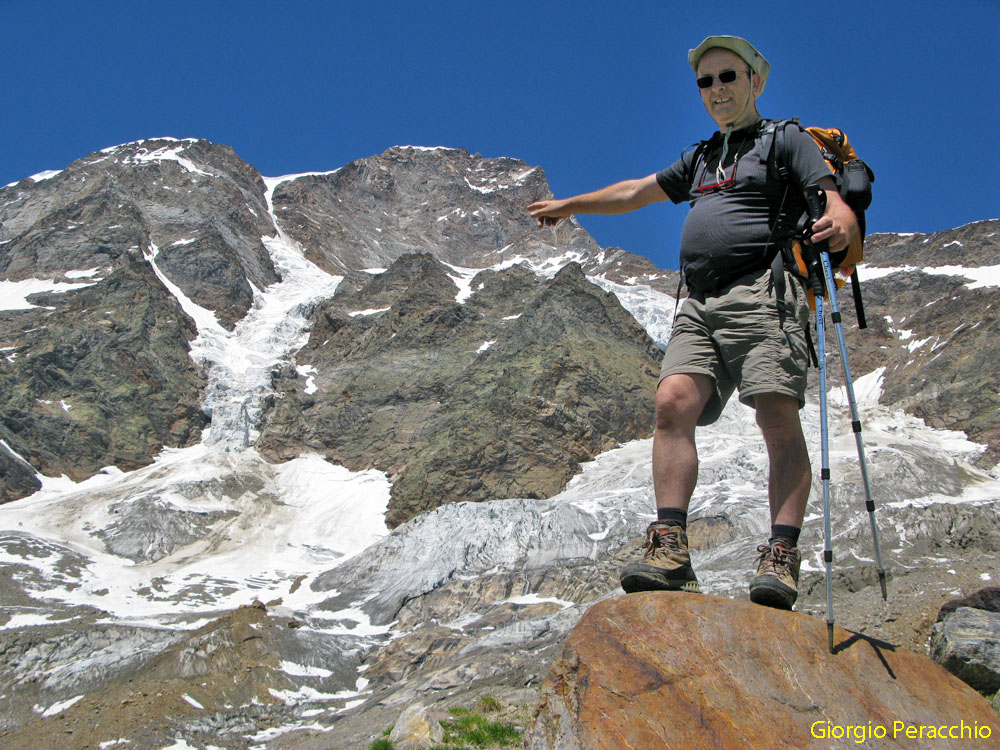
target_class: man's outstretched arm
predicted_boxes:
[528,174,668,227]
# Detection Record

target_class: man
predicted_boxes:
[528,36,857,610]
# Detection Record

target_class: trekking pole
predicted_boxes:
[815,272,837,653]
[802,188,836,653]
[816,249,889,601]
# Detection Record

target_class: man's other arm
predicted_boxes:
[527,174,668,227]
[808,176,859,255]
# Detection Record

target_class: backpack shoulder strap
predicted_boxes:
[682,138,712,186]
[760,117,802,184]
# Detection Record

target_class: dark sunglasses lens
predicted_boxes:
[696,70,739,89]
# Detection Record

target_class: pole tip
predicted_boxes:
[878,570,888,600]
[827,623,835,654]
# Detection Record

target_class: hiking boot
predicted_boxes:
[749,540,801,610]
[620,522,700,594]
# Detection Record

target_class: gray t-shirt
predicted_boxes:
[656,120,831,293]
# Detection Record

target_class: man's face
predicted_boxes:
[696,48,761,129]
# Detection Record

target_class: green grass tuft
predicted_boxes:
[476,695,504,713]
[375,697,527,750]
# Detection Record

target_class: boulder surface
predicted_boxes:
[528,592,999,749]
[932,587,1000,697]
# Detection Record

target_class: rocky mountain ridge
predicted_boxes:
[1,139,676,510]
[1,137,997,748]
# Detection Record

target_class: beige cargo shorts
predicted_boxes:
[659,266,811,426]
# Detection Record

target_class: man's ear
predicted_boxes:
[751,72,763,97]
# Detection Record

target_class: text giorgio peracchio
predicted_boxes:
[810,718,993,743]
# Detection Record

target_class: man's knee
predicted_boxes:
[754,393,806,446]
[655,374,713,430]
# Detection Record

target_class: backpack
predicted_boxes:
[763,118,875,328]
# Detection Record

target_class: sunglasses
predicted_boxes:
[695,154,740,193]
[696,69,751,89]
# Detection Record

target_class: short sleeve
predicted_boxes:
[784,126,835,190]
[655,149,697,204]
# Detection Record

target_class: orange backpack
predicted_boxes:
[766,120,875,325]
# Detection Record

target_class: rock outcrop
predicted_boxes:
[932,587,1000,698]
[0,138,285,494]
[257,254,662,526]
[838,221,1000,468]
[528,593,999,749]
[0,138,279,329]
[388,703,446,749]
[0,260,207,483]
[0,601,360,750]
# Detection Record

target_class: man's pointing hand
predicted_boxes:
[528,199,573,228]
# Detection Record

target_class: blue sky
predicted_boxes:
[3,0,997,271]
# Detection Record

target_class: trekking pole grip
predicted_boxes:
[803,185,828,296]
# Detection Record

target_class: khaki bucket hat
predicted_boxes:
[688,35,770,93]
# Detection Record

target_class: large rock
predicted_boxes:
[931,587,1000,696]
[528,593,999,749]
[936,587,1000,621]
[388,703,446,749]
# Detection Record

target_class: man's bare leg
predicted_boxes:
[620,373,713,593]
[754,392,811,528]
[651,372,715,513]
[750,392,811,609]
